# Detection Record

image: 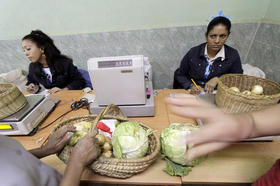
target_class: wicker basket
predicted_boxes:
[215,74,280,113]
[0,83,27,119]
[53,104,160,178]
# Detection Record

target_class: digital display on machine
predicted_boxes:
[98,59,132,68]
[0,124,13,130]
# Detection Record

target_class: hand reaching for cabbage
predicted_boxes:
[165,94,254,162]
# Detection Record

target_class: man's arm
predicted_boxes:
[29,125,76,159]
[60,130,100,186]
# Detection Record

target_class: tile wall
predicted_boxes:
[0,23,279,89]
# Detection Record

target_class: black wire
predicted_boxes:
[38,98,89,131]
[71,98,89,110]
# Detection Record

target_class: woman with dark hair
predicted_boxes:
[174,13,243,94]
[22,30,86,94]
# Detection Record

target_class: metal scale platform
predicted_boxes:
[0,94,59,135]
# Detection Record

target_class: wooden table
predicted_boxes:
[12,89,280,185]
[182,142,280,185]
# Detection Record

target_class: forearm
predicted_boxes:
[60,158,84,186]
[248,104,280,138]
[29,146,51,159]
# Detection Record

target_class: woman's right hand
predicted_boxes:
[189,84,202,95]
[25,83,39,94]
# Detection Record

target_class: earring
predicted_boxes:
[42,53,46,57]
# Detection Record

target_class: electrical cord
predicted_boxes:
[70,98,89,110]
[38,98,89,131]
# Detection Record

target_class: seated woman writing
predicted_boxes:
[174,11,243,94]
[22,30,88,94]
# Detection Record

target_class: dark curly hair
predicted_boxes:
[22,30,72,77]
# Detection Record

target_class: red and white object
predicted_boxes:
[96,119,118,138]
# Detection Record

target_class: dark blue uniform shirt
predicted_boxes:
[174,43,243,89]
[26,58,85,90]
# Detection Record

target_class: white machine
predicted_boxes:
[0,94,59,135]
[88,55,154,117]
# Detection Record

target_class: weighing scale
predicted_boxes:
[0,94,59,135]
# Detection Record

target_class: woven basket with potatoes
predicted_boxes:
[53,104,160,178]
[215,74,280,113]
[0,83,27,119]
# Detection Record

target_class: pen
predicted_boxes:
[191,78,200,91]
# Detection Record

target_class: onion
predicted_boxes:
[102,141,112,151]
[229,86,240,92]
[105,136,111,144]
[251,85,263,95]
[102,150,113,158]
[95,134,106,146]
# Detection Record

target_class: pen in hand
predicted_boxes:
[191,79,200,91]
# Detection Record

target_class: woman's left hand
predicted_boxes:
[205,77,219,94]
[26,83,40,94]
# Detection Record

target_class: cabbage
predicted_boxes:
[160,123,200,165]
[161,123,204,176]
[112,121,149,159]
[68,121,92,146]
